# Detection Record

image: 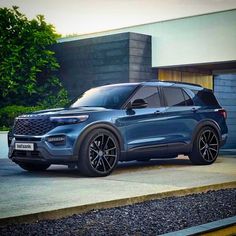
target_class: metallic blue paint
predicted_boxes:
[9,82,228,166]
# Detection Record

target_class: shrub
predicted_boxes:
[0,88,70,130]
[0,105,42,130]
[37,88,69,108]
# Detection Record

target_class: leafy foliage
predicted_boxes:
[0,105,42,130]
[0,92,70,130]
[37,89,69,108]
[0,6,68,107]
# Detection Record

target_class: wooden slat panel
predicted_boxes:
[158,69,213,89]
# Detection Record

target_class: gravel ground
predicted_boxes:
[1,188,236,236]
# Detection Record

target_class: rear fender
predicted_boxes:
[190,119,221,151]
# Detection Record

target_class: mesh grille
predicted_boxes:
[13,150,42,158]
[13,116,55,136]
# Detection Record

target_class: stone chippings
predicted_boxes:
[1,189,235,236]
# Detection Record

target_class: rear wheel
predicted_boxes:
[18,163,50,171]
[189,127,219,165]
[78,129,120,177]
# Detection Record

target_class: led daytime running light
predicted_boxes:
[50,115,89,124]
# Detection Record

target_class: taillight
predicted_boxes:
[218,109,227,119]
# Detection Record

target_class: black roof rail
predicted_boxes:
[162,80,202,87]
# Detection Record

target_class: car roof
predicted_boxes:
[141,81,203,90]
[101,81,203,90]
[102,83,140,87]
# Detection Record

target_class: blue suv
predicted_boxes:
[8,82,228,176]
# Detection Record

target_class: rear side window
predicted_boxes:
[183,90,194,106]
[130,86,161,108]
[163,87,186,106]
[192,90,219,106]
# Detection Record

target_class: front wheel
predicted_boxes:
[78,129,120,177]
[18,163,51,171]
[189,127,219,165]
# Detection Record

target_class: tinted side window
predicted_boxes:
[192,90,219,106]
[163,87,186,106]
[130,86,161,108]
[183,90,194,106]
[70,85,135,109]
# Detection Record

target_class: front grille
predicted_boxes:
[13,116,55,136]
[15,137,42,142]
[13,150,42,158]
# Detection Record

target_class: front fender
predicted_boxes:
[73,121,125,158]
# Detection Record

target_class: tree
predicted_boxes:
[0,6,68,107]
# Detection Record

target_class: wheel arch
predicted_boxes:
[73,122,125,158]
[190,119,221,151]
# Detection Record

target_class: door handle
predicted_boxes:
[191,107,197,112]
[154,110,161,114]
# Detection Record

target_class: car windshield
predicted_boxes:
[69,85,136,109]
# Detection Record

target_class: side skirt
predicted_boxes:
[125,142,191,161]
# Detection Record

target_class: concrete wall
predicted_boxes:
[59,10,236,68]
[53,32,152,98]
[214,74,236,149]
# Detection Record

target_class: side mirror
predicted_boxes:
[129,99,148,109]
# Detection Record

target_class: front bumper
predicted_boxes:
[9,134,78,165]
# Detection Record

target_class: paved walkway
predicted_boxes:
[0,155,236,224]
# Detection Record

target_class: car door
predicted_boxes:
[161,86,199,151]
[122,86,166,153]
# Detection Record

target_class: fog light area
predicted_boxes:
[47,136,66,146]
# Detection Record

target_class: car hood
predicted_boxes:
[20,107,112,117]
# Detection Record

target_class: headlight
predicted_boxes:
[50,115,89,124]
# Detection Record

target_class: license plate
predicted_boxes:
[15,143,34,151]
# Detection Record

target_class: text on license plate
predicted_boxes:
[15,143,34,151]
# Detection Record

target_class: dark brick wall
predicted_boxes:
[129,33,153,82]
[52,32,153,99]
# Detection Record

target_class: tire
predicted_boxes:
[78,129,120,177]
[18,163,51,171]
[189,126,219,165]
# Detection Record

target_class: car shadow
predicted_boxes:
[2,155,193,179]
[114,156,192,174]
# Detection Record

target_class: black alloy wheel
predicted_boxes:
[78,129,120,177]
[199,129,219,162]
[189,126,219,165]
[89,133,118,173]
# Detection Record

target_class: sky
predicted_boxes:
[0,0,236,36]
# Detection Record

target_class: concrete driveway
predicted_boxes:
[0,154,236,225]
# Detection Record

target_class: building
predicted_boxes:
[53,9,236,149]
